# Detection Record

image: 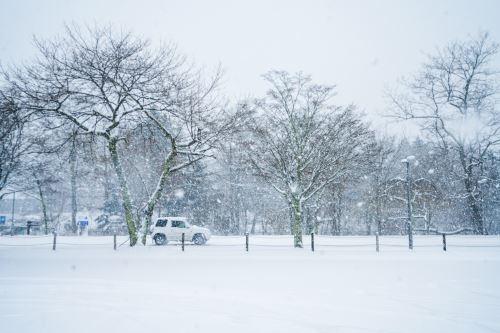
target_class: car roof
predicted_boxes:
[157,216,187,221]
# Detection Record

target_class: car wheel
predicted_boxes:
[153,233,167,246]
[193,234,206,245]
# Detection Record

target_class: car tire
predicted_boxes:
[192,234,206,245]
[153,233,167,246]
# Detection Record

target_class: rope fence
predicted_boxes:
[0,233,499,251]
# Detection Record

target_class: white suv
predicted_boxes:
[152,217,211,246]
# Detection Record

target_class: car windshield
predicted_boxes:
[155,219,168,227]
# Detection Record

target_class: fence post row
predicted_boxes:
[52,232,57,251]
[17,231,459,252]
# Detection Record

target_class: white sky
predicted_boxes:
[1,0,500,136]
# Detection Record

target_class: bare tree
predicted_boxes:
[390,33,499,234]
[4,24,243,245]
[3,25,202,245]
[136,77,244,245]
[247,71,373,247]
[0,91,26,199]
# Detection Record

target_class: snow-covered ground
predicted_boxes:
[1,235,499,333]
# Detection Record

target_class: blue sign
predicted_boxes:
[0,216,6,225]
[78,219,89,227]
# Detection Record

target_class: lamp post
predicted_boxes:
[401,156,415,250]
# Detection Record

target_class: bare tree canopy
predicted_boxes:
[247,71,374,247]
[2,24,241,245]
[390,33,500,234]
[0,92,26,198]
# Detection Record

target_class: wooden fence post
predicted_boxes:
[52,232,57,251]
[376,232,379,252]
[442,233,447,251]
[113,234,117,251]
[245,232,249,252]
[311,232,315,252]
[182,233,185,251]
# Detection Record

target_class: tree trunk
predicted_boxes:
[141,153,174,245]
[305,206,313,234]
[332,191,342,236]
[365,210,371,235]
[250,215,257,234]
[467,191,484,234]
[460,151,484,234]
[108,138,138,246]
[376,189,382,235]
[36,179,49,235]
[425,210,432,235]
[291,196,303,248]
[244,209,248,234]
[70,141,78,234]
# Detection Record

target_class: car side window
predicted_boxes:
[155,219,168,227]
[171,220,186,228]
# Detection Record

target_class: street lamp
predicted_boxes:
[401,156,415,250]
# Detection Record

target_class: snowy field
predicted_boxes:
[1,235,499,333]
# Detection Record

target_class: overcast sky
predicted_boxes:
[1,0,500,135]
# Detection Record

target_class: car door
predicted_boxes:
[154,218,168,235]
[170,220,188,241]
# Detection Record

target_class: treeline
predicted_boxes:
[1,25,499,245]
